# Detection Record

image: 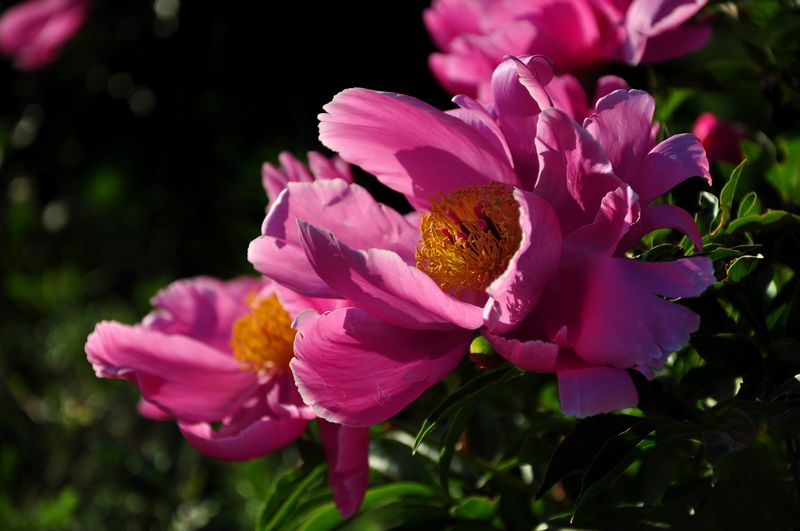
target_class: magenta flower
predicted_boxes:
[85,276,368,517]
[249,56,715,422]
[692,112,745,164]
[0,0,90,70]
[425,0,711,99]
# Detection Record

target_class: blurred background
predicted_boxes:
[1,0,798,529]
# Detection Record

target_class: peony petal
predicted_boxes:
[248,237,337,298]
[428,50,494,100]
[534,108,622,233]
[593,75,631,104]
[624,0,708,63]
[307,151,353,183]
[483,329,559,373]
[547,74,590,122]
[483,189,562,333]
[178,379,308,461]
[144,276,261,352]
[450,94,513,164]
[584,90,656,183]
[250,179,419,298]
[179,414,307,461]
[292,308,473,426]
[318,420,370,518]
[261,152,314,203]
[558,365,638,417]
[297,220,484,330]
[137,397,172,421]
[639,24,711,63]
[629,133,711,205]
[319,88,518,208]
[86,322,258,423]
[424,0,484,51]
[616,203,704,253]
[573,256,714,368]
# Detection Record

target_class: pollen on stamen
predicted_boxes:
[416,182,522,295]
[230,294,295,373]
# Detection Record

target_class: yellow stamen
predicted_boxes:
[230,294,295,372]
[416,182,521,294]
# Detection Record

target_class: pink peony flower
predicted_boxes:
[425,0,711,99]
[249,55,715,422]
[0,0,90,70]
[85,276,368,517]
[692,112,744,164]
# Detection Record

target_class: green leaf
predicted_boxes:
[726,255,762,284]
[766,135,800,205]
[703,243,762,262]
[736,191,760,218]
[256,462,326,531]
[572,423,703,518]
[711,160,746,236]
[414,365,520,453]
[536,414,643,497]
[296,483,440,531]
[439,398,479,497]
[449,495,498,520]
[725,209,800,235]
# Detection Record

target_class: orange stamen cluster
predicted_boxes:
[230,294,295,373]
[416,182,521,294]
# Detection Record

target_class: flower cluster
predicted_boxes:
[425,0,711,99]
[81,3,719,520]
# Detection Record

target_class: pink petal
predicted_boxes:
[0,0,89,70]
[629,133,711,205]
[307,151,354,183]
[318,88,518,208]
[624,0,708,63]
[318,421,370,518]
[584,90,656,183]
[639,24,711,63]
[249,179,418,298]
[261,152,314,203]
[534,108,622,234]
[274,284,348,320]
[85,322,258,423]
[483,329,559,373]
[428,51,494,100]
[573,256,714,368]
[144,276,261,352]
[558,365,638,417]
[292,308,473,426]
[547,74,590,122]
[137,398,172,421]
[483,189,562,333]
[616,203,703,253]
[489,55,560,187]
[564,184,640,255]
[297,220,484,331]
[178,378,308,461]
[450,94,513,164]
[593,75,631,104]
[692,112,744,164]
[424,0,484,51]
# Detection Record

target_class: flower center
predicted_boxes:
[230,294,295,372]
[416,182,521,294]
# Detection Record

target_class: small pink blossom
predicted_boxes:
[0,0,90,70]
[692,112,745,164]
[249,55,715,422]
[85,276,367,518]
[425,0,711,99]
